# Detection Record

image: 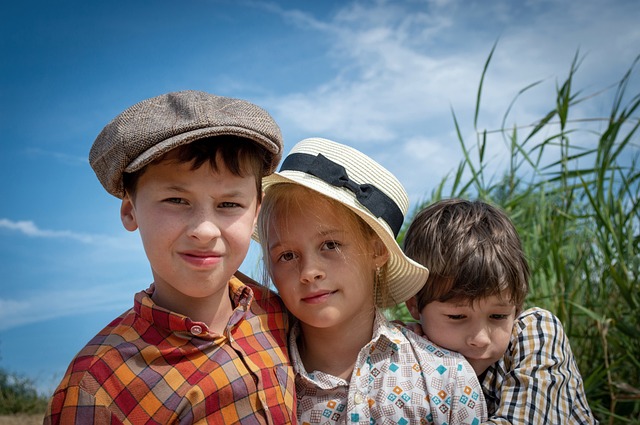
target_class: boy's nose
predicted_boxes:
[467,327,491,348]
[188,214,221,241]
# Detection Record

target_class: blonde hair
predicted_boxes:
[257,183,391,306]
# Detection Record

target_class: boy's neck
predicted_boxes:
[297,308,376,381]
[151,282,234,336]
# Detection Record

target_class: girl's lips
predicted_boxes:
[301,290,337,304]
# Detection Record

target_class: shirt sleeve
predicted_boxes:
[44,385,124,425]
[481,308,598,424]
[450,358,489,424]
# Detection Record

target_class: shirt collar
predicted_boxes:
[133,275,254,338]
[290,308,403,385]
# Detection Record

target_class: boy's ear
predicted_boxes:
[252,200,262,228]
[120,196,138,232]
[405,296,422,321]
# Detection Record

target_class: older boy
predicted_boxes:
[403,198,597,424]
[44,91,296,424]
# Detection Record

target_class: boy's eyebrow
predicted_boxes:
[163,184,188,193]
[160,184,252,199]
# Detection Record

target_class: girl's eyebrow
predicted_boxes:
[315,227,346,237]
[267,239,284,252]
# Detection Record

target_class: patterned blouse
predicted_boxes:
[292,309,487,424]
[44,274,296,424]
[480,307,598,424]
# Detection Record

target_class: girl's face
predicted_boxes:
[265,189,380,331]
[407,294,516,375]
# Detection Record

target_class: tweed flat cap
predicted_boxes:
[89,90,283,198]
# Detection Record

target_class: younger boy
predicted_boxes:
[44,91,296,424]
[403,198,597,424]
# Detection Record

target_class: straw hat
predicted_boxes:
[261,137,429,307]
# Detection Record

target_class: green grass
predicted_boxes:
[390,45,640,424]
[0,368,48,415]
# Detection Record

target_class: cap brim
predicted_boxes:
[125,126,281,174]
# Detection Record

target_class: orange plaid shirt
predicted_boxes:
[44,274,296,424]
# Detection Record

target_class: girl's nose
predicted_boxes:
[299,258,325,284]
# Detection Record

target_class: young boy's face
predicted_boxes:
[265,189,380,331]
[407,295,516,375]
[120,155,260,311]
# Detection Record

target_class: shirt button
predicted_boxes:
[354,392,364,404]
[190,325,203,335]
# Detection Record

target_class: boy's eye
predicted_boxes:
[491,314,510,320]
[164,198,186,204]
[446,315,466,320]
[219,201,241,208]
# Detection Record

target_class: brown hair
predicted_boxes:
[122,136,268,198]
[403,198,529,311]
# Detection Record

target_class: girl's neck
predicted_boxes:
[298,307,377,381]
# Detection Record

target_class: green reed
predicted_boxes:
[392,45,640,423]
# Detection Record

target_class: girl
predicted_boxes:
[257,137,487,424]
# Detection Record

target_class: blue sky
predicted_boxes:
[1,0,638,394]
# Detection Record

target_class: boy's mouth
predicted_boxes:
[180,251,222,267]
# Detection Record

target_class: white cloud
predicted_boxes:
[0,218,96,243]
[0,218,143,252]
[0,283,143,331]
[262,0,639,202]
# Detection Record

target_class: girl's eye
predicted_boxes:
[277,252,297,262]
[322,240,341,250]
[446,315,466,320]
[491,314,510,320]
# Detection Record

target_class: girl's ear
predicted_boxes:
[120,195,138,232]
[371,238,390,269]
[405,296,422,321]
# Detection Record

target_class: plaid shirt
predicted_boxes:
[480,307,598,424]
[44,274,296,424]
[293,309,487,424]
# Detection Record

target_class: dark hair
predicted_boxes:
[122,136,268,198]
[403,198,529,311]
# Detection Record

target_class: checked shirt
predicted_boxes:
[44,274,296,424]
[480,307,598,424]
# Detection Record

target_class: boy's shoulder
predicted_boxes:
[232,271,286,313]
[502,306,570,365]
[514,306,563,332]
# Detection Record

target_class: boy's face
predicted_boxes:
[120,156,260,311]
[265,190,381,331]
[407,294,516,375]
